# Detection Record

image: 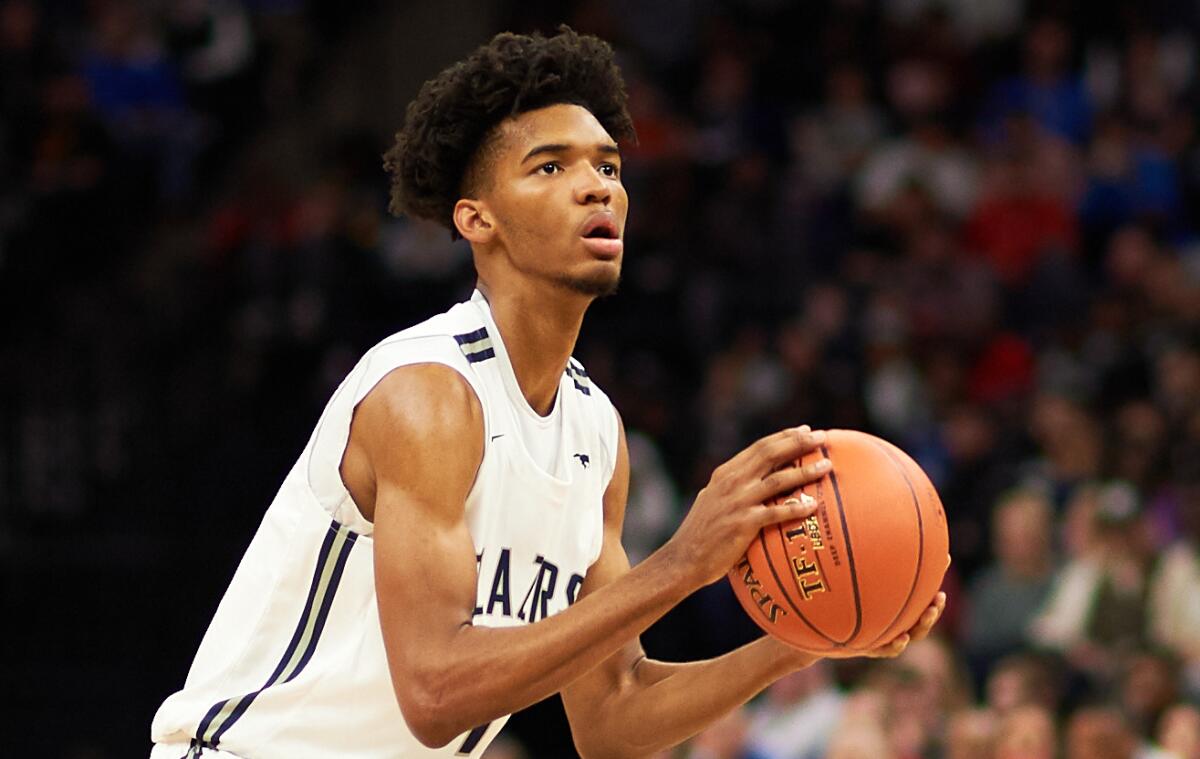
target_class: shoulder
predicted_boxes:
[353,363,485,493]
[359,363,482,444]
[347,300,493,409]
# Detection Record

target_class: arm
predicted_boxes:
[355,364,827,748]
[562,419,947,759]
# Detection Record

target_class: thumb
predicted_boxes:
[759,492,818,527]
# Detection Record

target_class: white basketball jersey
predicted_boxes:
[151,290,619,758]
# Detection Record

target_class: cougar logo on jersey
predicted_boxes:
[473,548,586,623]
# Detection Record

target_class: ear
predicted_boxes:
[453,198,495,244]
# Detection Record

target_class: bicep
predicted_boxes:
[374,485,479,679]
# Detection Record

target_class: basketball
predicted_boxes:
[728,429,950,652]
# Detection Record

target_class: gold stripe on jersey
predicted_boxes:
[195,522,357,748]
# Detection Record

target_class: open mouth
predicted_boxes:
[580,216,619,240]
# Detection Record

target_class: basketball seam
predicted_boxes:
[823,443,864,646]
[758,529,839,646]
[860,440,925,650]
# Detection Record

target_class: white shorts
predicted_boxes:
[150,742,244,759]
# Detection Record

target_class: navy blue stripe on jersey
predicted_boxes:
[453,327,489,346]
[464,347,496,363]
[286,529,357,678]
[454,327,495,363]
[565,362,591,394]
[268,525,340,683]
[457,723,491,755]
[209,525,358,746]
[192,525,338,746]
[193,697,231,754]
[194,522,357,750]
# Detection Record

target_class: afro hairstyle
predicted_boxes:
[383,26,636,239]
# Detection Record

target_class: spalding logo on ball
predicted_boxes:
[729,429,951,653]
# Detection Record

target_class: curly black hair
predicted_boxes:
[383,26,636,238]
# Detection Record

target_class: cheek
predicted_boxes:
[501,191,564,242]
[615,186,630,220]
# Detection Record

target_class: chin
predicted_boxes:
[553,270,621,298]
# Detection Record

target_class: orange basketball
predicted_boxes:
[728,429,950,652]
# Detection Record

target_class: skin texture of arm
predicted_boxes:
[561,418,948,759]
[353,363,828,748]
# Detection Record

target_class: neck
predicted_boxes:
[478,279,589,416]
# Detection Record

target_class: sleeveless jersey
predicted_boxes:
[150,290,619,758]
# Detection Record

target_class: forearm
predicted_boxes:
[582,637,818,757]
[400,547,694,745]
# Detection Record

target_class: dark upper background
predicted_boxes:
[3,0,1199,757]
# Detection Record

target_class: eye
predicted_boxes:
[599,162,620,178]
[537,162,562,175]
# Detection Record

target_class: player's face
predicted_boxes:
[482,103,628,297]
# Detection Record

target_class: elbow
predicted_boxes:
[395,680,464,749]
[402,712,456,750]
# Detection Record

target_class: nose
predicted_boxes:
[573,165,611,206]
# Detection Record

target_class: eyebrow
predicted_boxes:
[521,143,621,163]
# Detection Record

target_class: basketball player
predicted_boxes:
[150,27,946,758]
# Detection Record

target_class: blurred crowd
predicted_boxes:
[3,0,1199,757]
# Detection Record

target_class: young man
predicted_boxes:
[150,28,945,758]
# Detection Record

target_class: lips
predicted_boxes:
[579,213,622,258]
[582,236,623,258]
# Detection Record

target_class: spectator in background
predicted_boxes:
[1110,399,1171,496]
[963,488,1056,680]
[874,637,973,759]
[744,661,845,759]
[1065,708,1139,759]
[0,0,54,166]
[965,144,1078,288]
[790,63,886,197]
[1080,113,1183,238]
[824,688,895,759]
[855,116,979,227]
[996,705,1057,759]
[80,0,202,202]
[1158,703,1200,759]
[1022,393,1102,508]
[1031,482,1156,687]
[980,17,1092,145]
[1155,346,1200,426]
[683,707,763,759]
[1119,650,1182,743]
[985,653,1061,716]
[621,429,680,565]
[1148,468,1200,695]
[944,708,997,759]
[932,403,1014,577]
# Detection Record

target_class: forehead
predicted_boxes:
[494,103,616,157]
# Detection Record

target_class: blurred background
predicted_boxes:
[3,0,1200,757]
